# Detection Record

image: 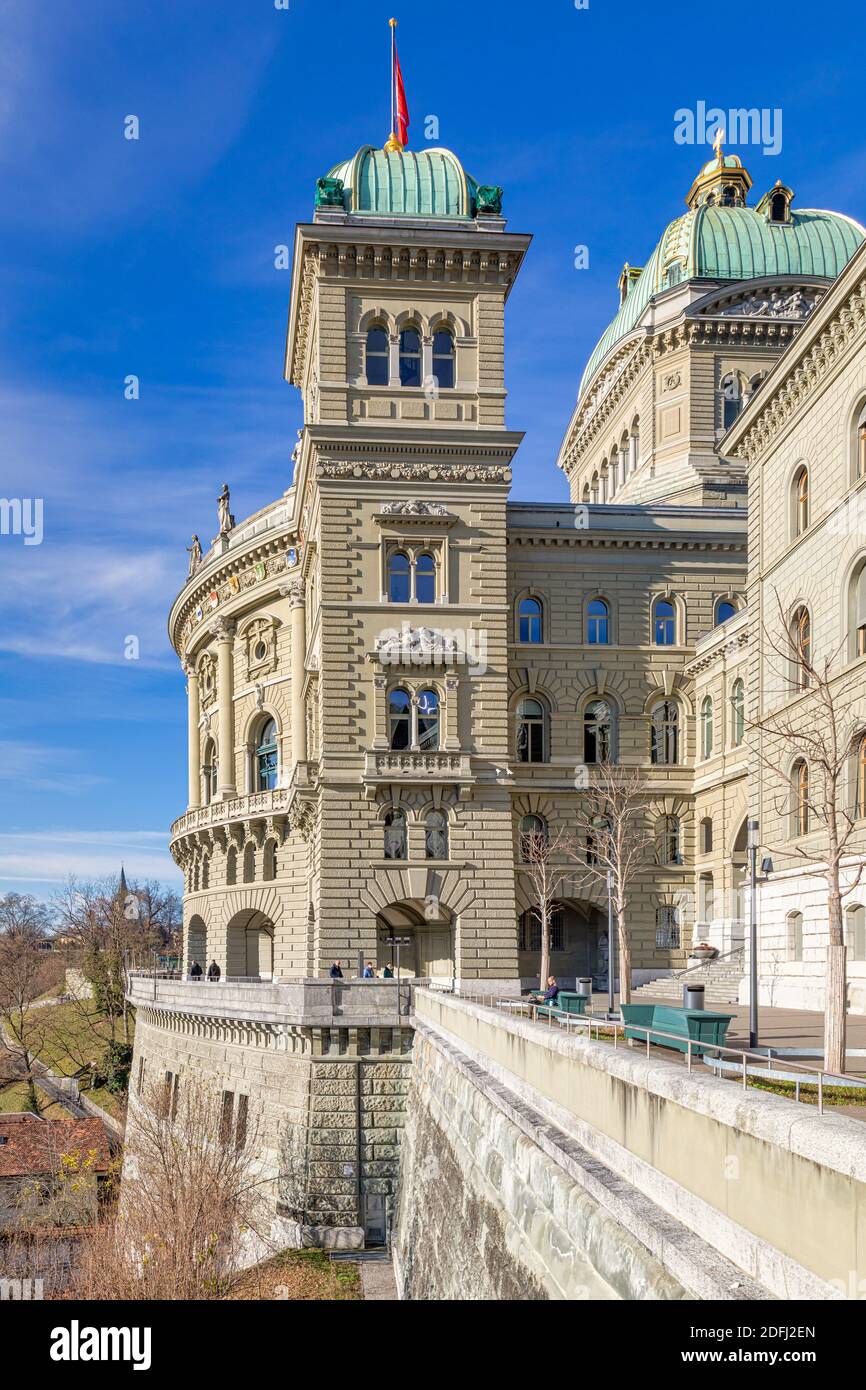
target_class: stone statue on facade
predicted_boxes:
[186,534,202,577]
[217,483,235,536]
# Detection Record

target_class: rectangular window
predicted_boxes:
[162,1070,179,1121]
[655,907,681,950]
[235,1094,249,1151]
[220,1090,234,1146]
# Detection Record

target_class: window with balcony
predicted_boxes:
[256,719,278,791]
[388,688,412,749]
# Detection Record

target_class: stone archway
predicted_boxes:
[375,899,454,981]
[186,914,207,973]
[226,908,274,980]
[517,898,608,989]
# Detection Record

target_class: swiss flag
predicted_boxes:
[394,43,409,147]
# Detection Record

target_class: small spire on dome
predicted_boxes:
[712,125,725,164]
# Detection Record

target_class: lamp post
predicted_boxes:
[747,818,760,1049]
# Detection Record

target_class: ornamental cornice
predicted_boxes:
[561,339,652,474]
[507,532,745,555]
[684,626,750,678]
[732,279,866,465]
[290,247,318,389]
[316,459,511,483]
[174,532,303,658]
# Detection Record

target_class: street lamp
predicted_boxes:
[592,814,616,1016]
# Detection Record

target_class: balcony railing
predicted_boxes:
[171,788,289,841]
[126,972,421,1025]
[363,750,472,782]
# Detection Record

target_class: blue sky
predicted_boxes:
[0,0,863,898]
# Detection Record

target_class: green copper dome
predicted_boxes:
[317,145,490,220]
[579,197,865,397]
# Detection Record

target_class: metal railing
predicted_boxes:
[454,991,862,1117]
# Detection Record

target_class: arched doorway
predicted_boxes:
[226,908,274,980]
[732,818,748,923]
[518,899,608,988]
[375,899,454,982]
[187,914,206,972]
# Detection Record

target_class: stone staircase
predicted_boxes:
[631,950,745,1007]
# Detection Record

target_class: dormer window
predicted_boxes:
[757,182,794,225]
[770,193,787,223]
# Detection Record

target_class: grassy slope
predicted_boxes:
[24,998,134,1120]
[226,1249,362,1301]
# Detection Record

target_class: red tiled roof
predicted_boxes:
[0,1114,111,1179]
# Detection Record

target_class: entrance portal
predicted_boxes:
[518,900,608,988]
[376,900,454,982]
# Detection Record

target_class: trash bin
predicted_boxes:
[576,977,592,999]
[683,982,705,1010]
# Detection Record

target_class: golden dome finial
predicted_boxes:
[713,125,725,165]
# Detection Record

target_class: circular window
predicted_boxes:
[254,640,267,661]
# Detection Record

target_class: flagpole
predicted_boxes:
[385,18,400,152]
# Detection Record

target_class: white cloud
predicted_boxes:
[0,829,179,891]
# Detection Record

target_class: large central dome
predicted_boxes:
[321,145,483,220]
[579,156,865,396]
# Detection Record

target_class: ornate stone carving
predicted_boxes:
[379,500,450,517]
[186,534,202,577]
[211,618,236,643]
[317,461,511,484]
[280,576,306,608]
[216,483,235,536]
[375,625,458,661]
[715,288,820,320]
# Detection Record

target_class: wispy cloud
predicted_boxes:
[0,829,178,892]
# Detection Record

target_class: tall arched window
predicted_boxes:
[226,846,237,887]
[432,329,455,389]
[203,738,218,805]
[399,327,422,387]
[715,598,737,626]
[699,817,713,854]
[416,689,440,752]
[365,324,390,386]
[856,734,866,818]
[846,904,866,962]
[383,809,407,860]
[857,404,866,481]
[731,678,745,747]
[700,697,714,760]
[651,701,679,765]
[388,689,411,750]
[415,553,436,604]
[517,698,546,764]
[851,560,866,658]
[425,809,449,859]
[518,597,543,644]
[519,814,547,861]
[587,598,610,645]
[263,841,277,882]
[201,853,210,890]
[793,759,810,836]
[584,699,612,763]
[243,842,255,884]
[793,466,809,537]
[721,373,744,430]
[256,719,278,791]
[388,551,411,603]
[652,598,676,646]
[787,910,804,961]
[792,606,811,689]
[658,815,681,865]
[590,471,600,503]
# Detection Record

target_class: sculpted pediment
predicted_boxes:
[695,284,823,322]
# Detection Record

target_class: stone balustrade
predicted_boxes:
[126,973,419,1028]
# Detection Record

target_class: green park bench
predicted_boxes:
[620,1003,734,1056]
[532,991,590,1022]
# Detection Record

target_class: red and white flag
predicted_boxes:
[394,41,409,146]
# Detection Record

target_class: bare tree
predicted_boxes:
[518,824,576,990]
[566,762,654,1007]
[71,1081,269,1300]
[749,592,865,1074]
[0,905,58,1113]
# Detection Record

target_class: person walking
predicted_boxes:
[189,959,202,982]
[329,960,343,980]
[207,959,221,983]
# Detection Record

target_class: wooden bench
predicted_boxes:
[620,1003,734,1056]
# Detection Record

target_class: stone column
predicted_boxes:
[214,620,237,799]
[184,661,201,809]
[284,577,307,766]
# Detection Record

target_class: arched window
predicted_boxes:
[791,607,811,689]
[415,553,436,604]
[698,873,714,921]
[793,759,810,836]
[731,678,745,747]
[651,701,679,765]
[587,598,610,645]
[518,814,547,861]
[226,846,237,887]
[700,697,714,760]
[846,904,866,962]
[388,551,411,603]
[518,597,543,644]
[263,841,277,882]
[365,324,390,386]
[517,698,546,764]
[857,404,866,481]
[715,599,737,626]
[203,738,218,805]
[787,910,804,962]
[721,373,744,430]
[658,815,681,865]
[416,689,440,752]
[201,853,210,890]
[243,842,255,884]
[256,719,278,791]
[851,560,866,659]
[584,699,612,763]
[431,329,455,389]
[653,598,676,646]
[399,327,422,387]
[793,465,809,537]
[425,809,449,859]
[699,817,713,854]
[383,809,407,860]
[388,688,411,750]
[770,192,788,223]
[609,447,619,496]
[856,734,866,818]
[590,471,600,503]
